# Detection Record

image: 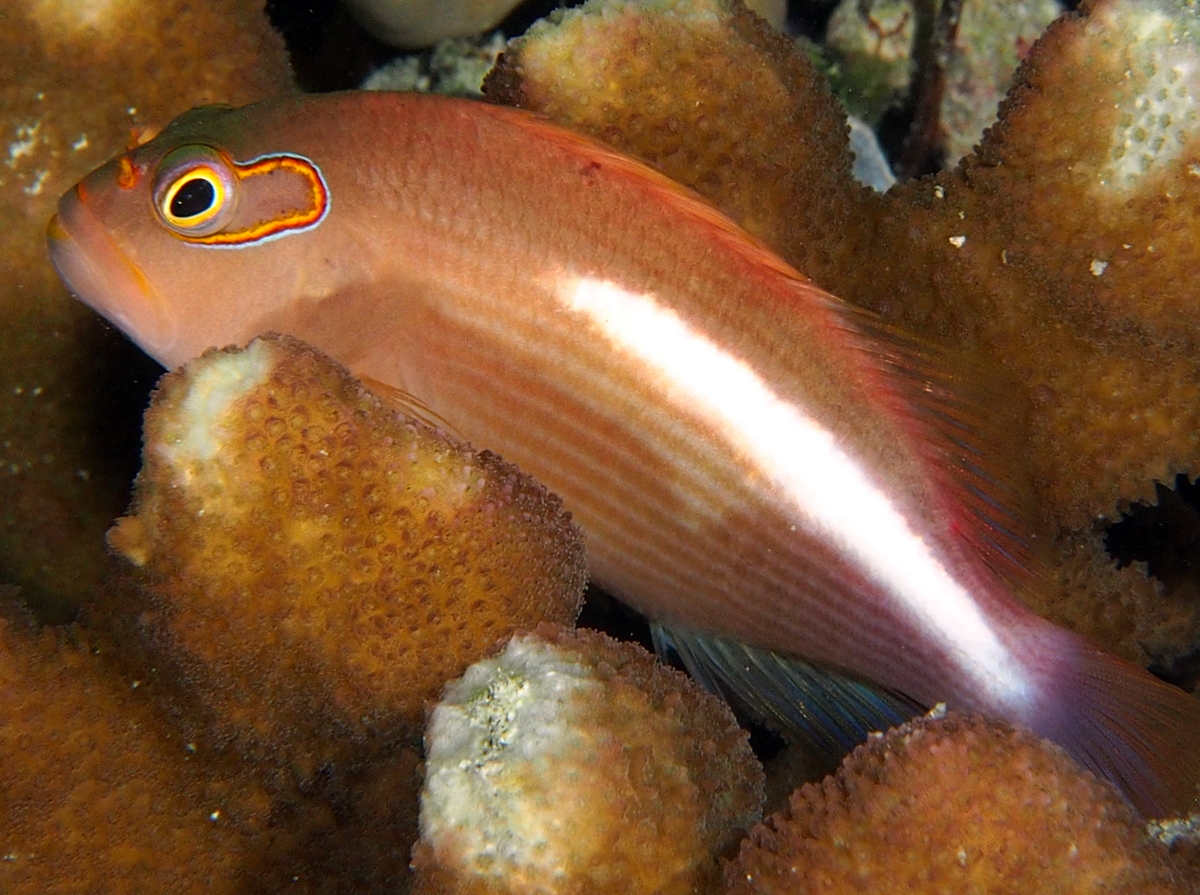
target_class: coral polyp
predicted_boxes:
[727,710,1195,894]
[967,0,1200,351]
[0,597,272,894]
[107,334,587,770]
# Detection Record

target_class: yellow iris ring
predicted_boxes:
[160,165,227,229]
[172,152,328,247]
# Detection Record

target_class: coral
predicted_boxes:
[0,585,428,894]
[242,746,427,892]
[825,0,1062,162]
[0,596,272,894]
[851,0,1200,660]
[941,0,1064,162]
[484,0,1200,667]
[106,334,586,771]
[1149,814,1200,880]
[962,0,1200,354]
[485,0,876,272]
[362,32,508,95]
[411,624,764,895]
[726,710,1195,895]
[0,0,291,617]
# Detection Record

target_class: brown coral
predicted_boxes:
[107,334,587,771]
[0,596,271,894]
[972,0,1200,351]
[0,0,291,617]
[726,710,1194,895]
[485,0,875,278]
[412,624,764,895]
[0,586,428,894]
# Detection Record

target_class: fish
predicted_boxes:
[47,90,1200,817]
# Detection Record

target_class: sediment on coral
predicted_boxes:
[412,624,764,895]
[104,334,587,774]
[727,710,1197,895]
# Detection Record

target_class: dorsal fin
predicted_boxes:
[831,302,1045,602]
[487,102,808,278]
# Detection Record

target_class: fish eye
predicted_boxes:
[152,146,238,238]
[169,176,216,219]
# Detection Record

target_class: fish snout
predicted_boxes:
[48,186,178,365]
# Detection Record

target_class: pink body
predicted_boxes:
[48,92,1200,815]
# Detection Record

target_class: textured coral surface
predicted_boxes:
[727,711,1194,895]
[0,333,589,893]
[107,335,586,770]
[487,0,874,277]
[0,586,427,894]
[413,624,764,895]
[0,597,270,895]
[0,0,291,618]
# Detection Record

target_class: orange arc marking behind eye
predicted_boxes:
[184,151,329,248]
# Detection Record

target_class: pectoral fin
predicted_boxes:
[360,374,466,441]
[652,623,921,762]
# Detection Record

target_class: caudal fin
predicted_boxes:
[1031,632,1200,819]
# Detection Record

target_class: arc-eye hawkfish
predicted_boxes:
[48,91,1200,817]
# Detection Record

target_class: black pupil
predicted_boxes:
[170,176,216,219]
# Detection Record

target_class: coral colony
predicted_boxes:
[107,336,587,768]
[1,0,1199,892]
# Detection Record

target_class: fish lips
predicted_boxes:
[47,187,178,364]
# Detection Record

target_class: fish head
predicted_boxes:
[48,103,335,369]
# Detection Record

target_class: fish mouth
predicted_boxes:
[47,187,178,364]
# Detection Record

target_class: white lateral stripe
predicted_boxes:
[562,276,1033,708]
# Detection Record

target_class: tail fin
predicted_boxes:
[1031,631,1200,819]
